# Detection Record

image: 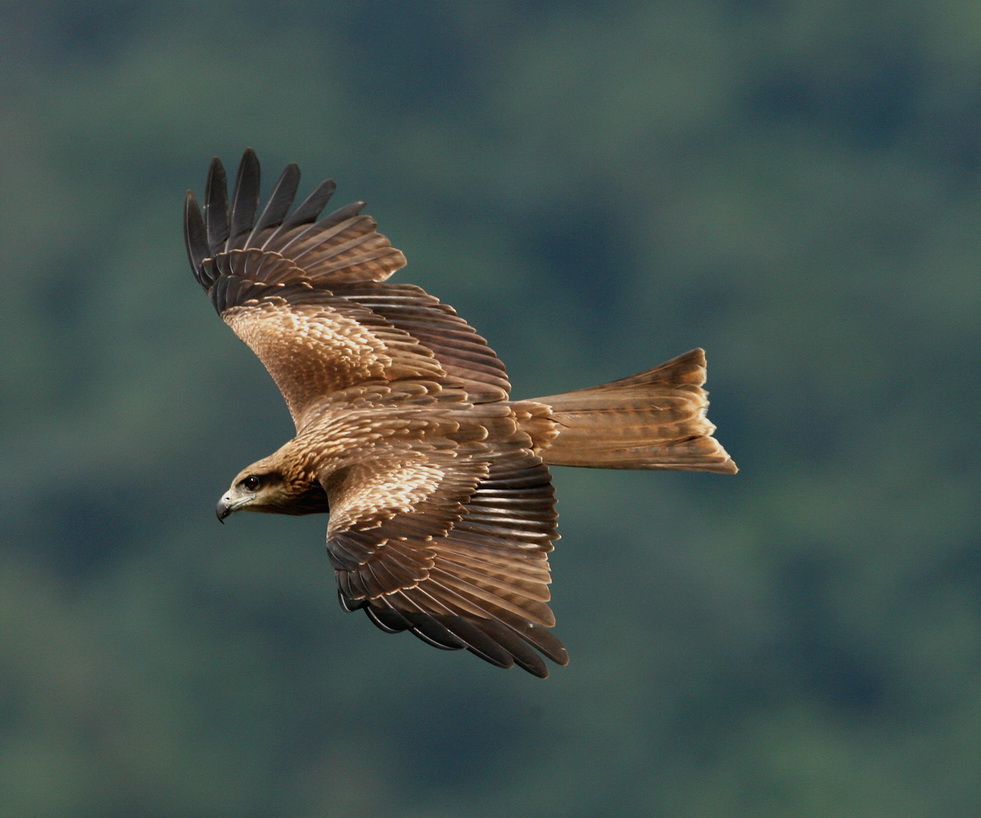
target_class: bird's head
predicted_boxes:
[216,453,328,522]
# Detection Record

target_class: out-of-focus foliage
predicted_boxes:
[1,1,979,815]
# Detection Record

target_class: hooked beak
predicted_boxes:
[216,497,230,523]
[216,492,253,523]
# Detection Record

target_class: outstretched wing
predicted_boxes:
[325,445,567,678]
[185,150,511,429]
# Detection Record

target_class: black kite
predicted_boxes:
[184,150,737,678]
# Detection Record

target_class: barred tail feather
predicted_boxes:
[528,349,738,473]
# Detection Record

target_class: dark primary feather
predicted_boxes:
[183,191,209,278]
[262,177,338,249]
[186,149,397,288]
[204,157,229,251]
[245,162,301,247]
[228,147,260,250]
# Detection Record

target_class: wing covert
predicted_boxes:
[209,272,447,426]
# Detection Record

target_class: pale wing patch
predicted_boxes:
[223,297,445,427]
[325,456,489,593]
[327,458,446,536]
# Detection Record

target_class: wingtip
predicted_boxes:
[228,148,261,248]
[205,156,226,201]
[183,189,209,280]
[238,148,260,181]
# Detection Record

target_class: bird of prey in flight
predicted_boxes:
[184,149,737,678]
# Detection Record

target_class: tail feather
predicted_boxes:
[524,349,737,473]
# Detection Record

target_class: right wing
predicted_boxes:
[324,446,567,678]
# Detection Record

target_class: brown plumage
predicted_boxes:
[184,149,737,678]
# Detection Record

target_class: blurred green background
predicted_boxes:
[2,2,979,816]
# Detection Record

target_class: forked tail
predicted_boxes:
[522,348,737,473]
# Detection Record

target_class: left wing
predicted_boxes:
[184,150,511,430]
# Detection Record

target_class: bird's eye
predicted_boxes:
[242,475,261,491]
